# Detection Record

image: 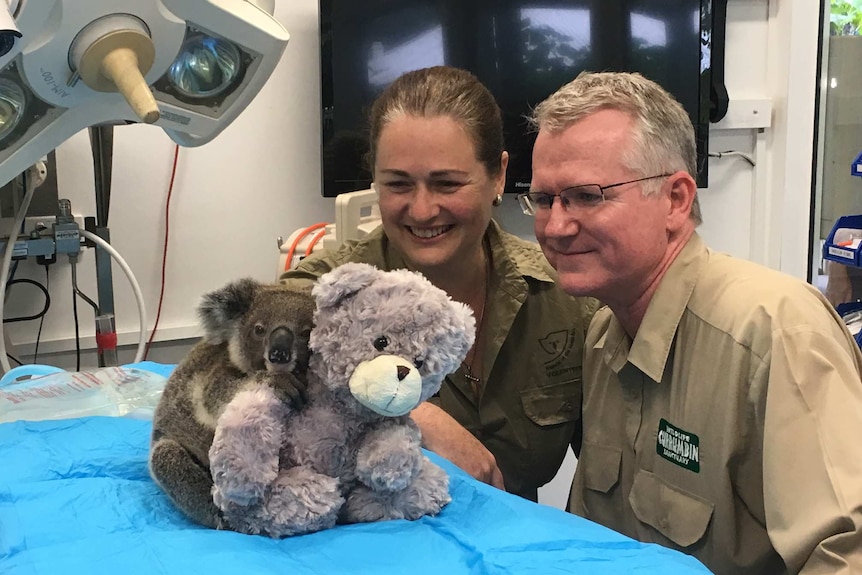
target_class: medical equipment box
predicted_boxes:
[823,215,862,268]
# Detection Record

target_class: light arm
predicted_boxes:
[0,0,290,187]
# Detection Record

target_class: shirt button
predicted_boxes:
[562,402,575,412]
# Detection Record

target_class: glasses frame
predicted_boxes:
[517,173,673,216]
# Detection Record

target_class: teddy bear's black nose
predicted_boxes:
[397,365,410,381]
[268,327,294,364]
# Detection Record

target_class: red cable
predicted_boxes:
[144,144,179,360]
[284,222,328,271]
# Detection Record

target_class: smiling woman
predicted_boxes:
[281,65,600,502]
[373,114,497,284]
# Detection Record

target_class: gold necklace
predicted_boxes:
[463,247,490,397]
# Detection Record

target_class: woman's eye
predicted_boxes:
[382,181,411,193]
[435,180,463,192]
[373,335,390,351]
[253,324,266,337]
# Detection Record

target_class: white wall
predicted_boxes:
[3,0,822,505]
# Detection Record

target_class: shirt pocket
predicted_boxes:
[520,380,581,426]
[628,468,714,548]
[581,442,622,493]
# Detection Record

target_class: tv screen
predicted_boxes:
[320,0,713,197]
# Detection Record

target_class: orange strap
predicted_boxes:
[304,228,328,256]
[284,222,329,271]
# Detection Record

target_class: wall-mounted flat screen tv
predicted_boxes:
[320,0,715,197]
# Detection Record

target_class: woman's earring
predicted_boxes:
[492,193,503,206]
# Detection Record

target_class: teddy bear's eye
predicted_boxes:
[413,357,424,369]
[373,335,389,351]
[253,324,266,337]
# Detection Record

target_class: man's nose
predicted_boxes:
[540,201,580,238]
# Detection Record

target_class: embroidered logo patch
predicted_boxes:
[539,329,579,377]
[656,419,700,473]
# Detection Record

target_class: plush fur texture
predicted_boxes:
[209,263,476,537]
[149,280,314,529]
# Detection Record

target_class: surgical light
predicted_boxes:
[168,32,242,99]
[0,76,24,141]
[0,0,291,187]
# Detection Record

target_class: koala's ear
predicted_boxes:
[312,262,380,311]
[198,278,261,343]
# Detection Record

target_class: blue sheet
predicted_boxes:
[0,415,710,574]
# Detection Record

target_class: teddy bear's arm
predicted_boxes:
[209,383,292,507]
[355,419,424,492]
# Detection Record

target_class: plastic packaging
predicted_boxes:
[832,227,862,250]
[0,366,167,423]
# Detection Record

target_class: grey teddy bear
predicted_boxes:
[208,262,476,537]
[149,280,314,529]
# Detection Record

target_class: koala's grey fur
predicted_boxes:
[149,279,314,529]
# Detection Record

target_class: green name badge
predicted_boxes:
[656,418,700,473]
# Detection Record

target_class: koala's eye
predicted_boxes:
[253,324,266,337]
[413,357,424,369]
[373,335,389,351]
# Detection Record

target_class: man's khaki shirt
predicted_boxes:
[570,233,862,574]
[281,221,599,500]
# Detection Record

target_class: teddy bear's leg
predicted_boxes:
[210,384,291,507]
[342,456,451,523]
[354,420,423,492]
[252,466,345,537]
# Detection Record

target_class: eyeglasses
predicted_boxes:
[517,174,673,216]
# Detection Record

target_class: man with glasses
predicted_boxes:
[524,71,862,574]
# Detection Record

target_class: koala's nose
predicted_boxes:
[268,327,294,364]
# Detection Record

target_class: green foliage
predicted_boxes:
[831,0,862,35]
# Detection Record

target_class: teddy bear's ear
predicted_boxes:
[312,262,381,310]
[198,278,261,343]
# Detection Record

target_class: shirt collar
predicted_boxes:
[487,219,556,285]
[601,233,707,382]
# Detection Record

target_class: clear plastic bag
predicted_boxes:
[0,366,167,423]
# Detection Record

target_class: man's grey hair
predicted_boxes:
[529,71,702,225]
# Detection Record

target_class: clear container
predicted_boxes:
[0,366,167,423]
[832,227,862,250]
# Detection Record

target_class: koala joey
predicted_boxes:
[149,278,314,529]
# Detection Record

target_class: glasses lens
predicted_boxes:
[168,33,242,98]
[517,193,536,216]
[0,77,25,142]
[564,186,604,208]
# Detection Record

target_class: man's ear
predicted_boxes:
[198,278,261,343]
[665,171,697,233]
